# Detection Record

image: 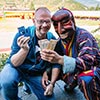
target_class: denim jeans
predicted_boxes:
[0,64,55,100]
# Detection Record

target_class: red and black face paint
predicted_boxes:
[52,8,76,31]
[52,8,76,42]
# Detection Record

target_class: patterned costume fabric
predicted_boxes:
[61,27,100,100]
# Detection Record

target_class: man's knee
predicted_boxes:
[0,64,19,87]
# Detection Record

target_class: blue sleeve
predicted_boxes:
[63,55,76,74]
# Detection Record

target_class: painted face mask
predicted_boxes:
[52,8,76,42]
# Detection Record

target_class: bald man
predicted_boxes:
[0,7,61,100]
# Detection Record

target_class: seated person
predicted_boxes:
[41,8,100,100]
[0,7,61,100]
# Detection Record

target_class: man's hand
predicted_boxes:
[44,83,54,96]
[11,35,30,67]
[41,49,63,65]
[42,71,49,89]
[17,35,30,51]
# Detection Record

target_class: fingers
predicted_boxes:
[42,79,47,89]
[17,36,30,48]
[41,51,55,63]
[42,72,49,89]
[22,37,30,45]
[18,36,30,45]
[41,50,54,59]
[44,84,53,96]
[42,49,55,54]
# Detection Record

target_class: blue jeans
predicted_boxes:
[0,64,55,100]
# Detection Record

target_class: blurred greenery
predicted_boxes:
[0,0,98,11]
[0,53,9,71]
[0,0,100,11]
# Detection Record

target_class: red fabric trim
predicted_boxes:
[78,70,94,77]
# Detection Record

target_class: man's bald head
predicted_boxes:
[34,7,51,19]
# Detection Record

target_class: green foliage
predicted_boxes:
[36,0,87,11]
[0,0,87,11]
[88,4,100,11]
[29,1,35,10]
[95,4,100,11]
[1,0,100,11]
[0,53,9,71]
